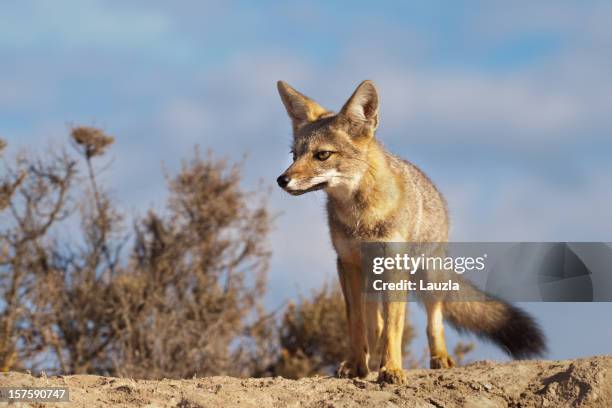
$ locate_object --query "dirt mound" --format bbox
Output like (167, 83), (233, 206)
(2, 356), (610, 407)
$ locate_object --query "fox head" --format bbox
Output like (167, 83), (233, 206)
(276, 80), (380, 196)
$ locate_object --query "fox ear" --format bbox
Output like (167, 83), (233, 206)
(277, 81), (328, 130)
(340, 80), (379, 130)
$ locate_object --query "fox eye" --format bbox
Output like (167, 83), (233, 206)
(315, 151), (333, 161)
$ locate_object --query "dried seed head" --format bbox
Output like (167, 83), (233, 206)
(71, 126), (114, 158)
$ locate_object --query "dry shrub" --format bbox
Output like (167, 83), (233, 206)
(0, 128), (270, 378)
(0, 147), (77, 372)
(273, 284), (348, 378)
(112, 150), (270, 378)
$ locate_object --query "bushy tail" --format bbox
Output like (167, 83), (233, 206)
(442, 285), (546, 358)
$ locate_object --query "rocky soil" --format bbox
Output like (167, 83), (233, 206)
(1, 355), (610, 407)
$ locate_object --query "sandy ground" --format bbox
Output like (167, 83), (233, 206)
(1, 356), (610, 407)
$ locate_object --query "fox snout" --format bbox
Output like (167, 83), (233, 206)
(276, 172), (303, 195)
(276, 170), (328, 196)
(276, 174), (290, 188)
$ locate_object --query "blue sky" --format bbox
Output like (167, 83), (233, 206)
(2, 1), (611, 362)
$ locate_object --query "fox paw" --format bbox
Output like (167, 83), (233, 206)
(377, 367), (406, 385)
(336, 360), (369, 378)
(430, 354), (456, 369)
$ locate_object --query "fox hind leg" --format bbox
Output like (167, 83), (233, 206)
(425, 300), (456, 369)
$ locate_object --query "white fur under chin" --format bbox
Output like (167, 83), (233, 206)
(325, 170), (364, 201)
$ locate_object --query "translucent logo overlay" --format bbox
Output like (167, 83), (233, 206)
(361, 242), (612, 302)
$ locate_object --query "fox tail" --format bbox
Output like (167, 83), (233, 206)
(441, 283), (546, 358)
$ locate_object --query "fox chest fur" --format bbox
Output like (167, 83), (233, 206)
(326, 148), (449, 268)
(325, 152), (414, 267)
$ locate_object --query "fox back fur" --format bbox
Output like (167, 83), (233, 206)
(276, 80), (545, 384)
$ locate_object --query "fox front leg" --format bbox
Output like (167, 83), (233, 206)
(335, 258), (369, 378)
(365, 298), (383, 371)
(377, 300), (407, 384)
